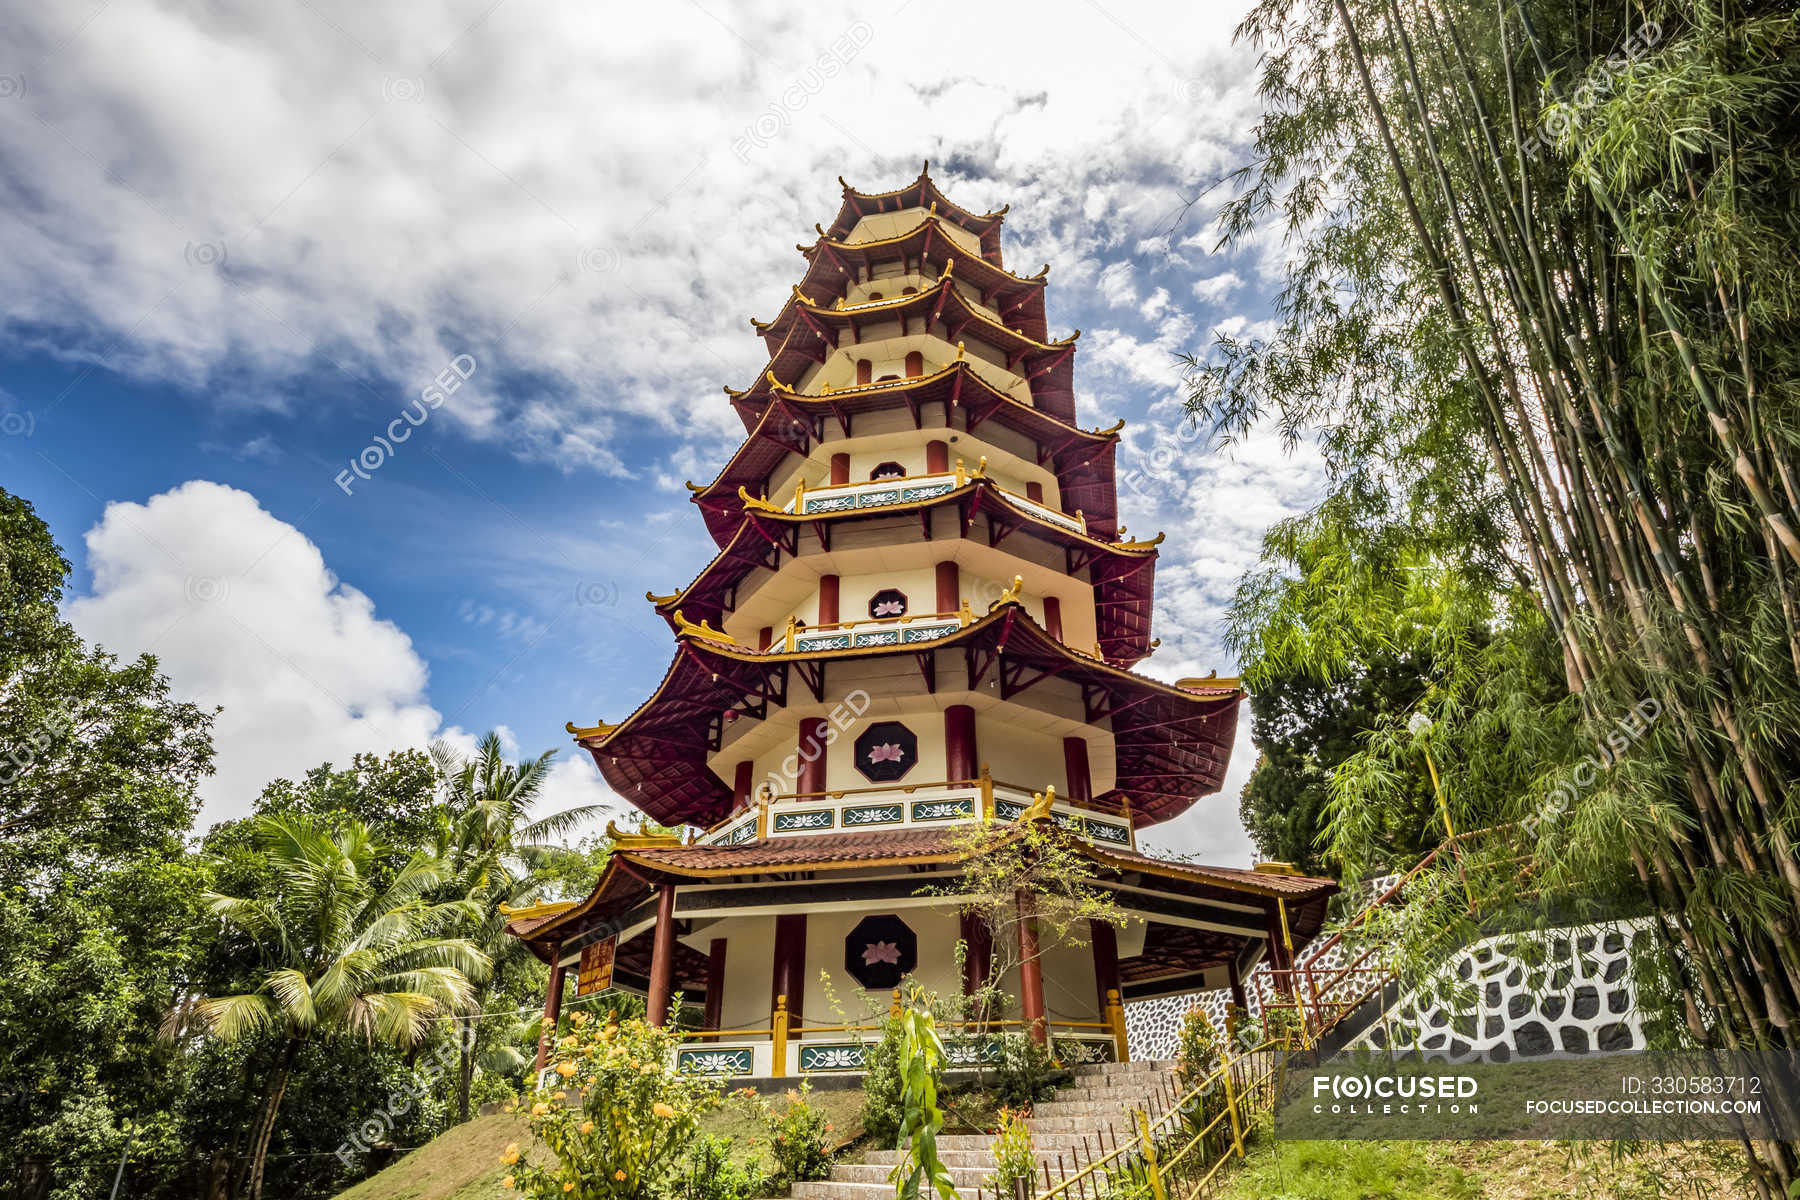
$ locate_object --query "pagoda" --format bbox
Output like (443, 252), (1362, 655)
(509, 166), (1337, 1078)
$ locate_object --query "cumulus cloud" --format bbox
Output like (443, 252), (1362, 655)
(1191, 270), (1244, 304)
(65, 480), (620, 830)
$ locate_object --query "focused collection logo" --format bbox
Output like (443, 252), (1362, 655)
(1311, 1072), (1480, 1114)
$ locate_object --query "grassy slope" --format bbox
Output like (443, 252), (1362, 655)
(1217, 1137), (1758, 1200)
(334, 1089), (867, 1200)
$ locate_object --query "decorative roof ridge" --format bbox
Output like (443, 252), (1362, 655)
(796, 213), (1049, 282)
(652, 478), (1159, 616)
(836, 161), (1008, 226)
(779, 275), (1076, 353)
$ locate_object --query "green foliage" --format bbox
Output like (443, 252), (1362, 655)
(1217, 1139), (1479, 1200)
(989, 1032), (1058, 1109)
(505, 1010), (721, 1200)
(1174, 1007), (1224, 1089)
(990, 1107), (1035, 1192)
(663, 1133), (766, 1200)
(857, 1012), (906, 1147)
(753, 1081), (834, 1186)
(888, 988), (959, 1200)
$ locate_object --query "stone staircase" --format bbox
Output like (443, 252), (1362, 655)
(792, 1059), (1180, 1199)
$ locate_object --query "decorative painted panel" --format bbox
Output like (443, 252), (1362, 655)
(842, 803), (904, 827)
(676, 1046), (754, 1076)
(852, 627), (902, 647)
(1084, 819), (1131, 845)
(1052, 1036), (1116, 1065)
(855, 487), (904, 508)
(995, 799), (1027, 821)
(798, 1043), (869, 1072)
(773, 808), (834, 833)
(901, 622), (957, 643)
(855, 721), (918, 783)
(911, 797), (975, 822)
(900, 481), (956, 503)
(793, 633), (852, 651)
(804, 494), (858, 514)
(942, 1037), (1003, 1066)
(723, 819), (756, 845)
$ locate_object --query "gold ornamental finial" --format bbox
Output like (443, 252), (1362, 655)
(1023, 785), (1056, 823)
(646, 590), (681, 606)
(566, 719), (619, 739)
(955, 341), (966, 361)
(685, 480), (706, 493)
(737, 485), (782, 514)
(939, 258), (954, 281)
(672, 609), (740, 646)
(992, 575), (1025, 609)
(838, 175), (852, 190)
(1117, 531), (1167, 550)
(1096, 417), (1126, 436)
(605, 818), (683, 850)
(1177, 671), (1243, 692)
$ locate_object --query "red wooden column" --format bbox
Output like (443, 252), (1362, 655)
(926, 439), (949, 475)
(703, 938), (728, 1032)
(817, 575), (840, 626)
(1089, 919), (1122, 1014)
(646, 885), (678, 1026)
(1042, 596), (1063, 641)
(830, 453), (850, 485)
(533, 941), (566, 1071)
(1017, 891), (1047, 1043)
(758, 626), (773, 651)
(945, 704), (977, 782)
(1063, 736), (1092, 805)
(1025, 481), (1044, 503)
(733, 761), (754, 814)
(772, 913), (808, 1028)
(936, 561), (960, 615)
(798, 716), (829, 798)
(960, 911), (992, 1008)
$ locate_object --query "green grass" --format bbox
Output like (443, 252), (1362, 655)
(332, 1087), (869, 1200)
(1215, 1136), (1758, 1200)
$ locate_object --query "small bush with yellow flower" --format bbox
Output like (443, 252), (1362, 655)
(499, 1011), (721, 1200)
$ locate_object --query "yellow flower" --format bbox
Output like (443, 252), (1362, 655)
(579, 1120), (595, 1134)
(530, 1102), (551, 1116)
(653, 1102), (677, 1119)
(563, 1185), (574, 1194)
(555, 1061), (577, 1078)
(499, 1142), (520, 1165)
(614, 1170), (627, 1181)
(501, 1176), (515, 1190)
(571, 1011), (591, 1026)
(553, 1091), (567, 1100)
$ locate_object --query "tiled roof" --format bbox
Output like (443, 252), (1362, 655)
(623, 826), (969, 874)
(1093, 845), (1338, 897)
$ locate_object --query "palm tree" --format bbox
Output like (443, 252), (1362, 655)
(168, 815), (489, 1200)
(430, 732), (607, 1120)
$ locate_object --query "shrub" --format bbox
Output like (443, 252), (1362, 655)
(858, 1014), (905, 1147)
(1175, 1007), (1223, 1088)
(662, 1134), (766, 1200)
(501, 1011), (720, 1200)
(991, 1107), (1035, 1193)
(757, 1081), (835, 1186)
(990, 1032), (1058, 1108)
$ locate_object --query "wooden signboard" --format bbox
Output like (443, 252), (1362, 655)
(577, 936), (616, 996)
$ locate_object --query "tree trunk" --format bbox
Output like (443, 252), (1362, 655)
(458, 1018), (476, 1124)
(243, 1038), (301, 1200)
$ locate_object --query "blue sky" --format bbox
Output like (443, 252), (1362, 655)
(0, 0), (1323, 861)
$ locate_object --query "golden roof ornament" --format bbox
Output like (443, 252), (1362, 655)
(1117, 531), (1166, 550)
(566, 719), (619, 739)
(605, 818), (683, 850)
(672, 609), (740, 645)
(737, 485), (782, 514)
(1177, 671), (1243, 691)
(645, 590), (681, 606)
(1023, 785), (1056, 822)
(992, 575), (1025, 609)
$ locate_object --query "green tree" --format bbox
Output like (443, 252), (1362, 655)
(1193, 0), (1800, 1188)
(0, 488), (216, 1196)
(430, 732), (607, 1121)
(169, 814), (488, 1200)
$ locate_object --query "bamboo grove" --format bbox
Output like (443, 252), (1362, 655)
(1189, 0), (1800, 1189)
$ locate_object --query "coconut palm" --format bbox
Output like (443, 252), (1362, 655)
(168, 814), (489, 1200)
(430, 732), (608, 1119)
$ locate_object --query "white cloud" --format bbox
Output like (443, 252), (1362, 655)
(63, 480), (620, 833)
(1191, 271), (1243, 304)
(1097, 261), (1139, 308)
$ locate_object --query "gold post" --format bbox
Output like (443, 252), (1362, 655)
(756, 786), (772, 839)
(1105, 988), (1129, 1063)
(1132, 1109), (1168, 1200)
(783, 615), (798, 653)
(1220, 1049), (1246, 1158)
(772, 995), (789, 1077)
(794, 477), (806, 513)
(890, 989), (903, 1020)
(979, 764), (994, 819)
(954, 458), (966, 488)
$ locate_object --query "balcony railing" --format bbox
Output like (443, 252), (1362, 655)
(776, 466), (1085, 534)
(778, 607), (969, 654)
(696, 769), (1135, 850)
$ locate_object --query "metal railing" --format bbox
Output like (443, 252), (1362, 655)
(972, 1041), (1288, 1200)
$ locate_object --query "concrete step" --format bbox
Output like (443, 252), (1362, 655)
(828, 1163), (997, 1187)
(792, 1183), (984, 1200)
(1072, 1060), (1175, 1078)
